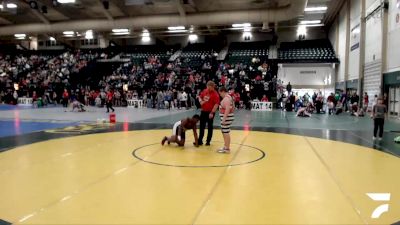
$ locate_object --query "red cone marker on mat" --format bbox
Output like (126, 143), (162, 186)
(109, 113), (116, 123)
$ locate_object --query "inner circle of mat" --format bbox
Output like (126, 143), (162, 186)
(132, 142), (266, 168)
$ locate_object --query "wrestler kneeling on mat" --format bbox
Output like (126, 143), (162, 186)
(161, 115), (200, 147)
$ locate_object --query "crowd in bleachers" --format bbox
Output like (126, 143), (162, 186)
(90, 41), (278, 111)
(1, 39), (342, 110)
(0, 49), (109, 106)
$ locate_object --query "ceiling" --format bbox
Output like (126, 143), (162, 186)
(0, 0), (344, 39)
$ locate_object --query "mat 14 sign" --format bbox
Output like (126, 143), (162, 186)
(17, 97), (33, 106)
(251, 102), (273, 111)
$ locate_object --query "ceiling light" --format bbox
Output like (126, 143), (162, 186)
(305, 6), (327, 12)
(168, 26), (185, 30)
(297, 25), (307, 36)
(303, 24), (325, 27)
(7, 3), (18, 8)
(0, 5), (3, 9)
(188, 34), (198, 41)
(57, 0), (75, 3)
(49, 36), (56, 41)
(300, 20), (321, 25)
(14, 34), (26, 38)
(142, 32), (150, 37)
(167, 30), (188, 33)
(85, 30), (93, 39)
(243, 31), (252, 37)
(63, 31), (74, 35)
(232, 23), (251, 28)
(243, 27), (252, 32)
(112, 29), (129, 33)
(64, 34), (74, 37)
(112, 32), (130, 35)
(142, 36), (150, 42)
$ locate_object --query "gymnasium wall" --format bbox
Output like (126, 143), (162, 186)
(364, 0), (384, 99)
(334, 3), (348, 83)
(328, 19), (338, 52)
(226, 33), (272, 44)
(277, 27), (327, 43)
(348, 0), (361, 81)
(278, 64), (335, 87)
(365, 7), (383, 64)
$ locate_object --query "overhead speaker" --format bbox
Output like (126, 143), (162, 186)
(29, 1), (38, 9)
(41, 5), (47, 14)
(102, 0), (109, 9)
(383, 0), (389, 10)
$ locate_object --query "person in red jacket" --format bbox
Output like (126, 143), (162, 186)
(62, 89), (69, 111)
(261, 95), (269, 102)
(197, 81), (220, 146)
(106, 90), (115, 113)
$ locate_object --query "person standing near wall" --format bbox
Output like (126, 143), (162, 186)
(62, 89), (69, 112)
(286, 82), (292, 95)
(372, 97), (387, 141)
(363, 92), (369, 112)
(106, 89), (115, 113)
(197, 81), (220, 146)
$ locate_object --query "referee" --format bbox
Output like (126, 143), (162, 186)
(197, 81), (220, 146)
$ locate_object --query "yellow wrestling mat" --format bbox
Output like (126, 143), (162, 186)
(0, 130), (399, 224)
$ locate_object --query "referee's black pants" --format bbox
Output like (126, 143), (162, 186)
(198, 111), (214, 144)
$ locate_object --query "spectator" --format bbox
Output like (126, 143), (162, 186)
(62, 89), (69, 111)
(181, 91), (188, 109)
(372, 97), (387, 141)
(106, 90), (115, 113)
(363, 92), (369, 111)
(286, 82), (292, 95)
(261, 95), (269, 102)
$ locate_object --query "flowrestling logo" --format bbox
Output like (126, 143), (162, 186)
(367, 193), (391, 219)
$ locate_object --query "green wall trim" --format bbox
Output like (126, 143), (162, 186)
(384, 71), (400, 86)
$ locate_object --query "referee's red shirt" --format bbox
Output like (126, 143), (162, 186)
(200, 89), (220, 112)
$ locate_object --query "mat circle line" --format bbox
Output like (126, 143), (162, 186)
(132, 142), (266, 168)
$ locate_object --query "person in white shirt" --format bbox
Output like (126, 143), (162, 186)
(181, 91), (188, 109)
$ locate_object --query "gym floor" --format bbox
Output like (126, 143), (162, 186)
(0, 105), (399, 224)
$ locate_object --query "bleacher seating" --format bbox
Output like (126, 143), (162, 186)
(179, 43), (220, 69)
(278, 39), (338, 63)
(227, 41), (270, 64)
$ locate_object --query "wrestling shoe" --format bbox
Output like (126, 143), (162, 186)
(217, 147), (230, 154)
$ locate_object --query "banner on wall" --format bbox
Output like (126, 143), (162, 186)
(350, 24), (360, 51)
(391, 0), (400, 30)
(397, 0), (400, 24)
